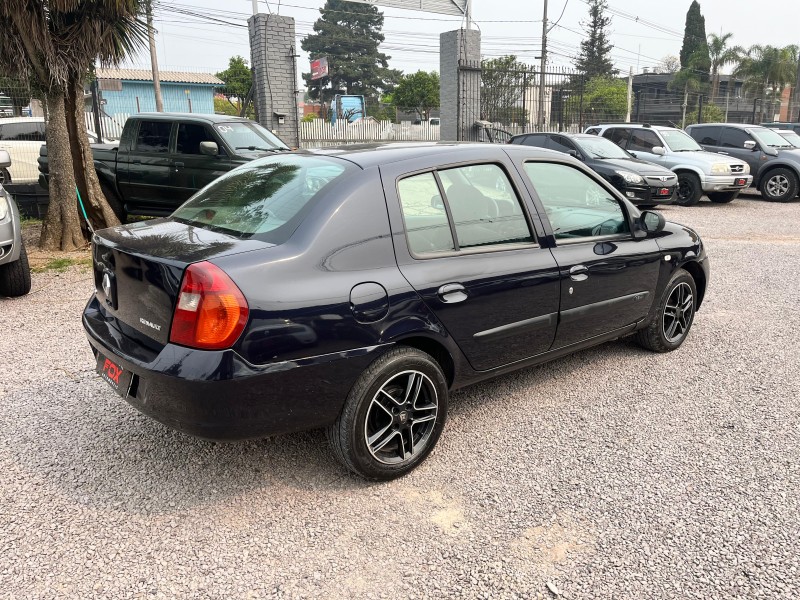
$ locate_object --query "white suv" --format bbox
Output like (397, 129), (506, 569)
(585, 124), (753, 205)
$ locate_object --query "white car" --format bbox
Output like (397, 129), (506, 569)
(0, 117), (101, 184)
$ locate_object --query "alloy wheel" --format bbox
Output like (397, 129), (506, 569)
(364, 370), (438, 465)
(662, 282), (694, 343)
(766, 174), (790, 198)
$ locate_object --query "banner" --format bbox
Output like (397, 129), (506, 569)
(311, 58), (329, 80)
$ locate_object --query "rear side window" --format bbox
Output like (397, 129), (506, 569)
(511, 135), (547, 147)
(397, 163), (534, 257)
(135, 120), (172, 153)
(172, 155), (349, 242)
(524, 162), (630, 241)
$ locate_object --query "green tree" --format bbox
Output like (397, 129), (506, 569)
(216, 56), (252, 114)
(707, 33), (742, 100)
(393, 71), (439, 120)
(301, 0), (401, 107)
(685, 102), (724, 126)
(481, 56), (530, 125)
(568, 76), (627, 123)
(671, 50), (709, 127)
(735, 45), (798, 123)
(679, 1), (710, 79)
(0, 0), (147, 250)
(574, 0), (616, 79)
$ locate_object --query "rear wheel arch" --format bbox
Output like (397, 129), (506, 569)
(680, 260), (707, 309)
(393, 336), (456, 388)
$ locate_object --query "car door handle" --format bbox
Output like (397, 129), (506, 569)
(437, 283), (468, 304)
(174, 161), (184, 171)
(570, 265), (589, 281)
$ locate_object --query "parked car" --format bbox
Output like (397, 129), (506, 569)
(761, 122), (800, 135)
(39, 113), (290, 220)
(0, 150), (32, 297)
(85, 143), (709, 480)
(0, 116), (101, 184)
(510, 132), (678, 207)
(686, 123), (800, 202)
(585, 123), (752, 205)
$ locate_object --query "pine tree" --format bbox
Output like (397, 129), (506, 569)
(679, 1), (710, 78)
(574, 0), (616, 79)
(301, 0), (400, 105)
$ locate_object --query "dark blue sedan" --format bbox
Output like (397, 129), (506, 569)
(85, 143), (709, 480)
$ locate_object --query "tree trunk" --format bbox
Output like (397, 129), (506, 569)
(711, 70), (720, 101)
(65, 78), (121, 228)
(40, 90), (85, 251)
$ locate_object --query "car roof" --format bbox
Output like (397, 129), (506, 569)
(687, 122), (765, 130)
(591, 123), (679, 131)
(304, 142), (565, 169)
(134, 112), (257, 124)
(511, 132), (603, 141)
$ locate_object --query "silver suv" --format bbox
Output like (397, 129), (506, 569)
(0, 150), (31, 297)
(585, 124), (753, 206)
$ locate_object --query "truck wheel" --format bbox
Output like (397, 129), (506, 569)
(708, 191), (739, 203)
(0, 242), (32, 297)
(0, 168), (10, 185)
(676, 173), (702, 206)
(100, 182), (127, 223)
(327, 347), (448, 480)
(759, 168), (799, 203)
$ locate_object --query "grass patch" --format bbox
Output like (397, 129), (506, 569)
(20, 216), (43, 228)
(32, 257), (93, 273)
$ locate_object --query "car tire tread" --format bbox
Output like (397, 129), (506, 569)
(759, 167), (799, 203)
(0, 241), (32, 297)
(676, 173), (703, 206)
(636, 268), (697, 353)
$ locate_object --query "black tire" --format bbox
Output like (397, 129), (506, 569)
(637, 204), (657, 210)
(708, 191), (739, 203)
(676, 172), (703, 206)
(759, 168), (799, 203)
(636, 268), (697, 353)
(327, 347), (448, 480)
(0, 242), (32, 297)
(100, 181), (127, 223)
(0, 168), (10, 185)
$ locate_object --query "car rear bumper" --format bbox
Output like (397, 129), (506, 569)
(701, 174), (753, 192)
(83, 296), (387, 441)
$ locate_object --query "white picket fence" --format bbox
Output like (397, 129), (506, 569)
(84, 112), (130, 141)
(300, 120), (440, 148)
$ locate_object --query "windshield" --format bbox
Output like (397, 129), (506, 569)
(172, 155), (348, 242)
(577, 136), (631, 159)
(750, 127), (794, 148)
(660, 129), (702, 152)
(777, 130), (800, 147)
(213, 121), (290, 153)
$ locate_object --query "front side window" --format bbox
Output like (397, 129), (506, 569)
(523, 162), (630, 241)
(172, 155), (349, 242)
(548, 136), (578, 154)
(628, 129), (661, 153)
(691, 126), (721, 146)
(513, 135), (547, 147)
(605, 128), (631, 148)
(719, 127), (754, 149)
(135, 121), (171, 153)
(176, 123), (216, 155)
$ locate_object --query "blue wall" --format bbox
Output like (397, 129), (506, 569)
(101, 82), (216, 116)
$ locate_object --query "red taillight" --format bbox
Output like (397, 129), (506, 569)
(169, 261), (249, 350)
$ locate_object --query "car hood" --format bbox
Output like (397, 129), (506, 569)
(669, 149), (748, 166)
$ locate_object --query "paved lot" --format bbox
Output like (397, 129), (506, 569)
(1, 195), (799, 599)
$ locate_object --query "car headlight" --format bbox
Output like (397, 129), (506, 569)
(711, 163), (731, 175)
(0, 194), (9, 222)
(740, 163), (750, 174)
(615, 170), (645, 185)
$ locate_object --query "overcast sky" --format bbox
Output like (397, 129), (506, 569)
(135, 0), (798, 80)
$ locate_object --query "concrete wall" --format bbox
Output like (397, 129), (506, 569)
(439, 28), (481, 142)
(248, 14), (300, 148)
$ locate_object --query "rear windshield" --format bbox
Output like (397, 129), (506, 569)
(172, 155), (349, 242)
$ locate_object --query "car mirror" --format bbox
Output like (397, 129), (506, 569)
(639, 210), (665, 235)
(431, 194), (444, 209)
(0, 150), (10, 169)
(568, 150), (580, 159)
(651, 146), (666, 156)
(743, 140), (757, 150)
(199, 141), (219, 156)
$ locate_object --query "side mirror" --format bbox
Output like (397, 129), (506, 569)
(743, 140), (757, 150)
(431, 194), (444, 209)
(651, 146), (666, 156)
(639, 210), (665, 236)
(199, 141), (219, 156)
(0, 150), (10, 169)
(568, 150), (580, 159)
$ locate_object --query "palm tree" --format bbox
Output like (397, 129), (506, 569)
(707, 33), (743, 100)
(0, 1), (147, 251)
(670, 50), (708, 128)
(735, 45), (799, 124)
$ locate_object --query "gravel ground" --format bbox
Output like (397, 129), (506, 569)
(1, 195), (799, 599)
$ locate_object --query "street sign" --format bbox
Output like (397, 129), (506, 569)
(311, 58), (329, 80)
(339, 0), (467, 17)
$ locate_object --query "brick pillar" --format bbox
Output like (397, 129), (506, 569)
(440, 29), (481, 142)
(248, 14), (300, 148)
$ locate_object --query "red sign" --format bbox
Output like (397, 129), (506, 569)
(311, 58), (329, 80)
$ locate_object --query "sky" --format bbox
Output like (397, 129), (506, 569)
(134, 0), (799, 81)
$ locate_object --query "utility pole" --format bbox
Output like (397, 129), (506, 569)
(146, 0), (164, 112)
(538, 0), (548, 130)
(794, 58), (800, 121)
(681, 85), (688, 129)
(625, 67), (633, 122)
(466, 0), (473, 29)
(252, 0), (258, 14)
